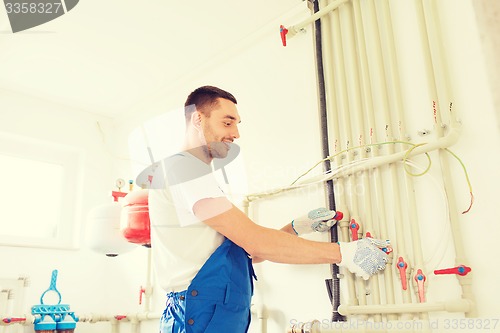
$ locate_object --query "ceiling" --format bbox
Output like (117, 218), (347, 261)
(0, 0), (305, 118)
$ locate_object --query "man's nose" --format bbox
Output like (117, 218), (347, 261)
(231, 126), (240, 140)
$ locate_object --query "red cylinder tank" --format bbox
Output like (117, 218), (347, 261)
(120, 189), (151, 246)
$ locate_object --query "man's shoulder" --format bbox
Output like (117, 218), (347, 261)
(163, 153), (212, 185)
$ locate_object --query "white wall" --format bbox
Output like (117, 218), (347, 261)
(0, 88), (151, 333)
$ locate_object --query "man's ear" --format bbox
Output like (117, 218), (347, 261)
(191, 110), (203, 131)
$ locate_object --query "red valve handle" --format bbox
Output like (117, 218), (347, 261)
(139, 286), (145, 305)
(334, 211), (343, 221)
(280, 25), (288, 46)
(434, 265), (471, 276)
(2, 317), (26, 324)
(382, 246), (393, 254)
(397, 257), (408, 290)
(364, 231), (392, 253)
(115, 315), (127, 321)
(414, 269), (426, 302)
(349, 219), (360, 241)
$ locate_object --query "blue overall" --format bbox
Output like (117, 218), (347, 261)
(160, 238), (257, 333)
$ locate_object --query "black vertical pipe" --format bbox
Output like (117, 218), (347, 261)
(309, 0), (346, 322)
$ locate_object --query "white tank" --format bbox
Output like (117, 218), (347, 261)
(86, 202), (137, 256)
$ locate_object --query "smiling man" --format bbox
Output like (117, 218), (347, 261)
(147, 86), (389, 333)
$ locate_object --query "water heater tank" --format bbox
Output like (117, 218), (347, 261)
(87, 202), (137, 257)
(120, 189), (151, 246)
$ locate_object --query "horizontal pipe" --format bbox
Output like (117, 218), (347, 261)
(329, 124), (460, 179)
(0, 312), (161, 326)
(285, 0), (349, 38)
(338, 299), (472, 316)
(245, 122), (460, 202)
(288, 319), (435, 333)
(78, 311), (162, 323)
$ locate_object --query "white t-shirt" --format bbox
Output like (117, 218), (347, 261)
(148, 152), (226, 292)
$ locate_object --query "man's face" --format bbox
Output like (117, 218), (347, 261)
(201, 98), (241, 159)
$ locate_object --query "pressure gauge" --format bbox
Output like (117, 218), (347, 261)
(115, 178), (126, 190)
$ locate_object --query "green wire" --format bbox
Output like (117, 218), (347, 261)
(289, 141), (474, 214)
(290, 140), (432, 185)
(402, 143), (432, 177)
(444, 148), (474, 213)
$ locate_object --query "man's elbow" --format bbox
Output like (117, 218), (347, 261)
(243, 241), (269, 261)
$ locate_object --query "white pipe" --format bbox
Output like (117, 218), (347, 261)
(418, 0), (476, 317)
(327, 123), (460, 180)
(77, 312), (162, 323)
(251, 303), (268, 333)
(242, 198), (249, 216)
(338, 298), (472, 316)
(111, 319), (120, 333)
(372, 0), (415, 318)
(329, 2), (369, 315)
(382, 0), (430, 321)
(143, 247), (153, 312)
(0, 291), (8, 319)
(346, 0), (384, 322)
(244, 123), (460, 203)
(286, 0), (349, 39)
(13, 278), (28, 323)
(0, 276), (29, 333)
(129, 316), (140, 333)
(353, 0), (398, 319)
(360, 0), (402, 319)
(243, 198), (268, 333)
(288, 319), (435, 333)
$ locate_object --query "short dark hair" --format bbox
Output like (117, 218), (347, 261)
(184, 86), (237, 122)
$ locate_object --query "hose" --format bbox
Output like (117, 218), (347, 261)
(309, 0), (345, 322)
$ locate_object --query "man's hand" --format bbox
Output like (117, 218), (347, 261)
(291, 207), (343, 236)
(337, 238), (390, 280)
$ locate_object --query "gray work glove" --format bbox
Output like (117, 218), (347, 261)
(291, 207), (343, 235)
(337, 238), (390, 280)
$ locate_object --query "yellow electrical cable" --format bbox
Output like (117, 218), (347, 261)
(402, 143), (432, 177)
(290, 140), (432, 185)
(444, 148), (474, 214)
(289, 140), (474, 214)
